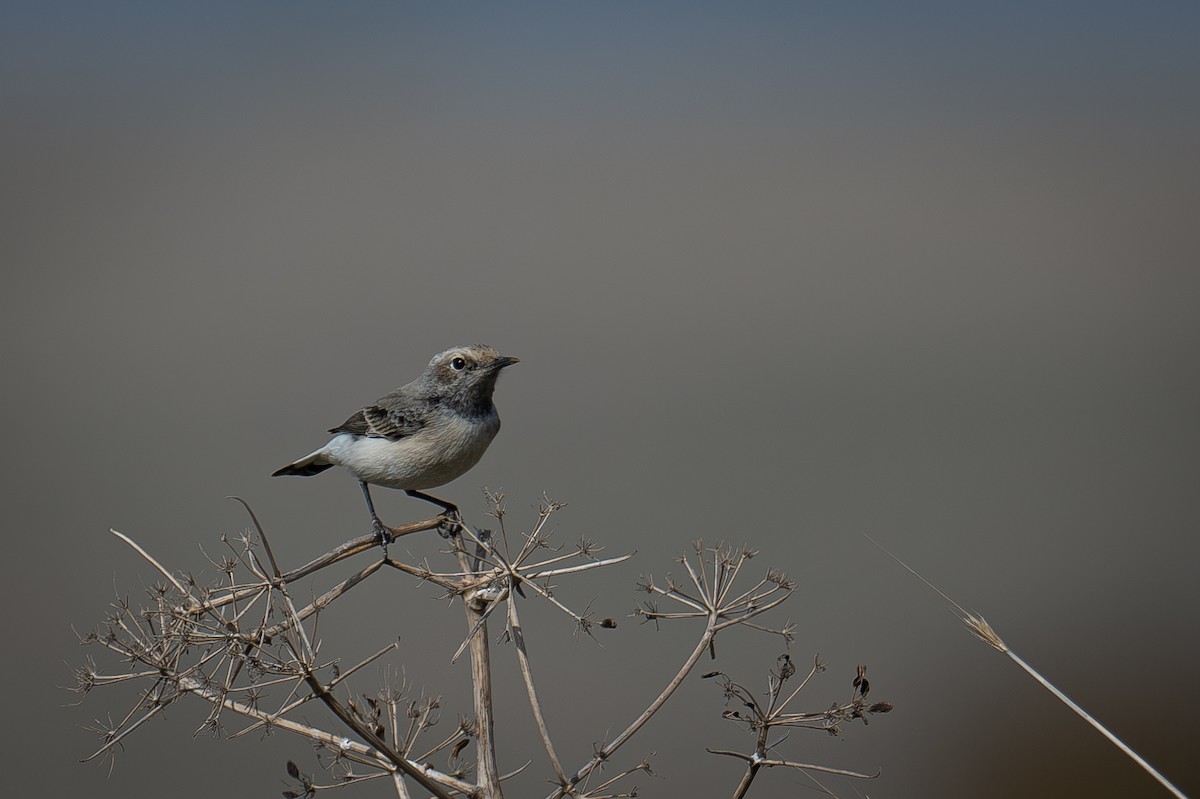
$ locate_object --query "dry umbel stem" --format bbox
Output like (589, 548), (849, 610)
(75, 496), (884, 799)
(76, 494), (633, 799)
(548, 542), (803, 799)
(704, 657), (891, 798)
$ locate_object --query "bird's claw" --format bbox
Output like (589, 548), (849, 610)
(436, 511), (463, 539)
(372, 519), (394, 556)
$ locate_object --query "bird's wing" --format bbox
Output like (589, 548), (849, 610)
(328, 399), (427, 440)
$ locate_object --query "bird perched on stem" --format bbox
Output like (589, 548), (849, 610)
(273, 344), (518, 547)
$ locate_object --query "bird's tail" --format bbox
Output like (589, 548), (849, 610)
(272, 448), (334, 477)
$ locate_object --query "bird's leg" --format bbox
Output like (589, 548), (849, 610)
(404, 488), (458, 515)
(405, 489), (462, 537)
(359, 482), (393, 554)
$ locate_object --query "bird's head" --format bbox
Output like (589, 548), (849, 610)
(422, 344), (519, 414)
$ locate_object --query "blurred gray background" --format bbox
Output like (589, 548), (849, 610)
(4, 2), (1198, 797)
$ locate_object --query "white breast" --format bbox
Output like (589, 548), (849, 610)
(324, 413), (500, 490)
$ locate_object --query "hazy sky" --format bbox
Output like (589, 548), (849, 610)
(4, 3), (1199, 798)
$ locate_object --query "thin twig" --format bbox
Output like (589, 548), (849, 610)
(553, 620), (718, 798)
(109, 529), (195, 606)
(707, 749), (878, 779)
(227, 496), (282, 580)
(507, 594), (569, 788)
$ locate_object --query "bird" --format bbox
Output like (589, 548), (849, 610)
(272, 344), (518, 545)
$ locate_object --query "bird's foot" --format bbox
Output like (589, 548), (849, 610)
(436, 509), (463, 539)
(373, 518), (395, 557)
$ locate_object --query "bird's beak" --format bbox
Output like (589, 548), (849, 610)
(488, 355), (520, 370)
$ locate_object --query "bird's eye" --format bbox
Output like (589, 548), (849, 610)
(450, 357), (467, 371)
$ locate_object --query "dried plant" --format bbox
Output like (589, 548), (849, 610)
(704, 658), (892, 798)
(74, 494), (887, 798)
(866, 534), (1186, 799)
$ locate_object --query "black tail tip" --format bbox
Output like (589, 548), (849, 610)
(272, 463), (333, 478)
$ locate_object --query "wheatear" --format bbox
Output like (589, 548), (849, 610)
(273, 344), (518, 544)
